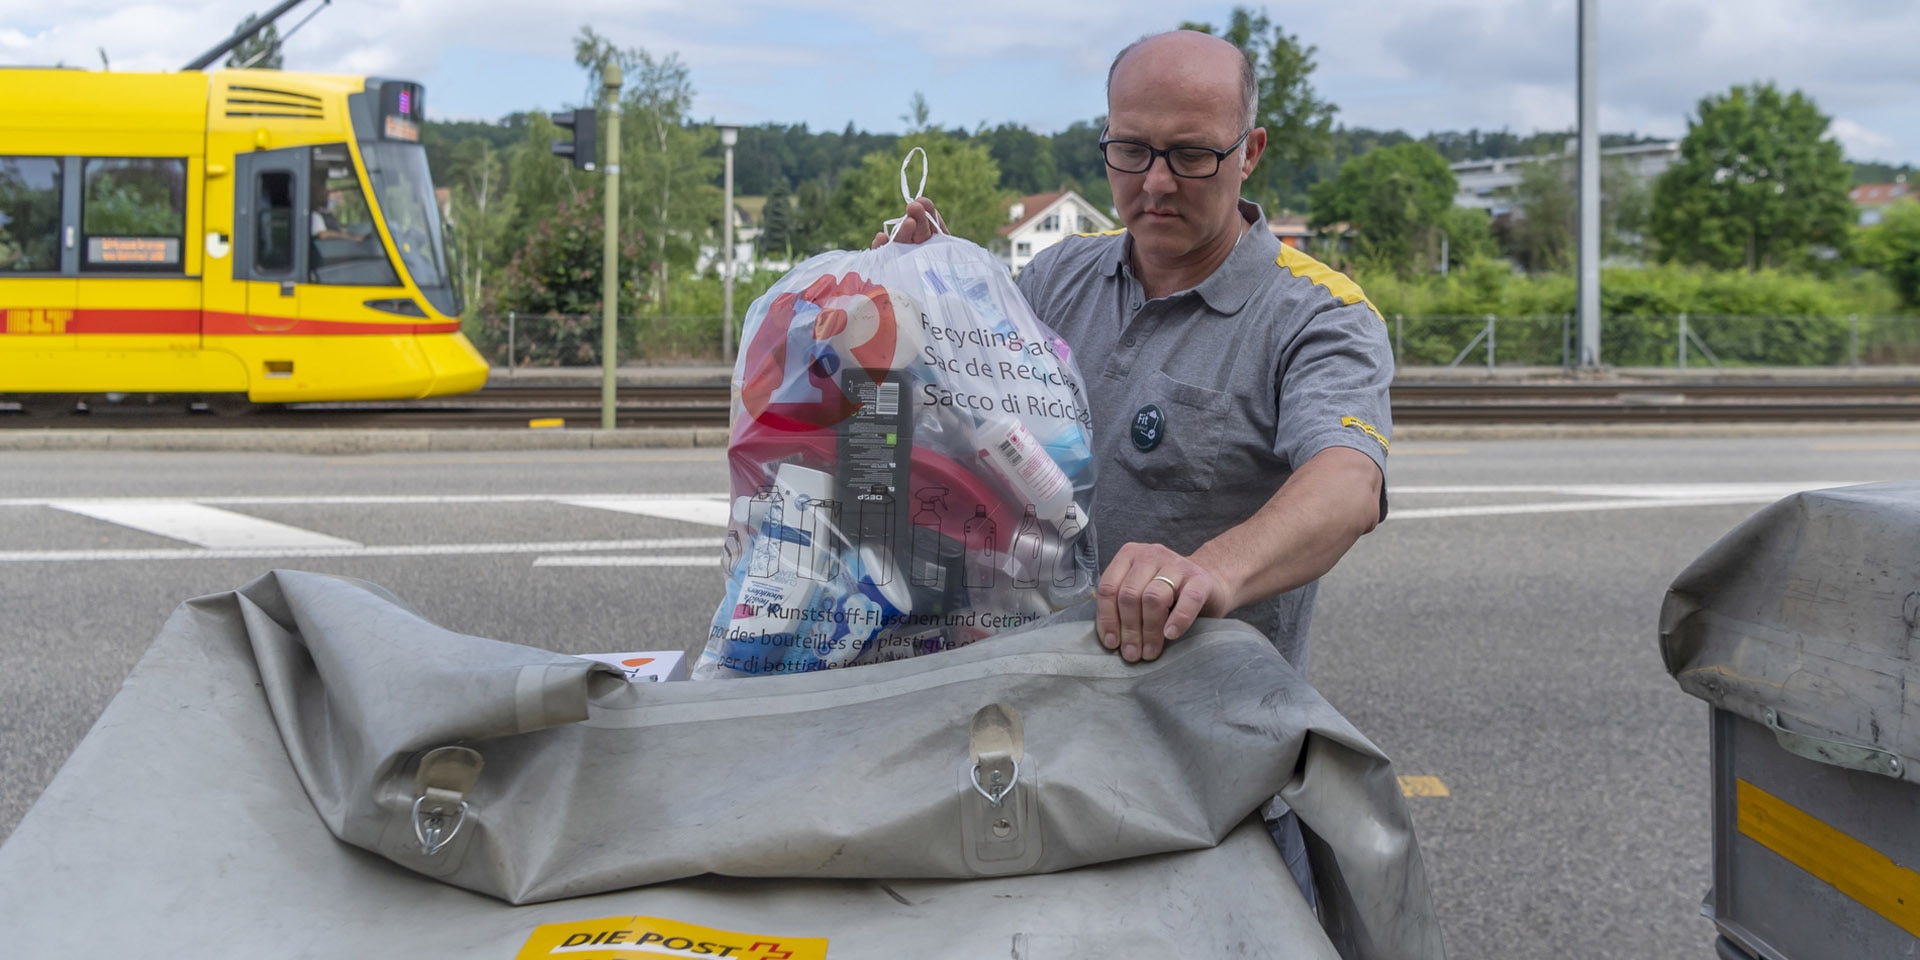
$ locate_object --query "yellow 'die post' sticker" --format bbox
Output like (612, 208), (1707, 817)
(516, 915), (828, 960)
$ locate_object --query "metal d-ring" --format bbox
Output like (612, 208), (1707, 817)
(412, 795), (471, 856)
(970, 758), (1021, 808)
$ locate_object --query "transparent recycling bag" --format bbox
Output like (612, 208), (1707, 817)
(697, 208), (1097, 679)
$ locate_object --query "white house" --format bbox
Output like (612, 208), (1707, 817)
(997, 190), (1117, 274)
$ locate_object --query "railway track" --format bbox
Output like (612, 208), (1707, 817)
(5, 378), (1920, 429)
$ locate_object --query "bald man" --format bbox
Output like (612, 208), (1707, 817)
(889, 30), (1393, 676)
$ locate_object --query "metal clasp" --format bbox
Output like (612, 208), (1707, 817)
(412, 794), (469, 856)
(410, 745), (484, 856)
(1764, 708), (1904, 779)
(971, 757), (1021, 808)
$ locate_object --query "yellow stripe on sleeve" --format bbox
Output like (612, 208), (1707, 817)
(1276, 245), (1384, 323)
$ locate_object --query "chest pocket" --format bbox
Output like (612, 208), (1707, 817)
(1117, 369), (1232, 492)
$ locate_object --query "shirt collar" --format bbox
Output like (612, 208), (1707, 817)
(1106, 200), (1279, 315)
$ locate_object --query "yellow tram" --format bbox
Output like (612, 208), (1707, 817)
(0, 68), (488, 403)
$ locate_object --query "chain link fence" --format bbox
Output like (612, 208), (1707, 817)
(463, 311), (1920, 370)
(1386, 313), (1920, 369)
(463, 312), (739, 367)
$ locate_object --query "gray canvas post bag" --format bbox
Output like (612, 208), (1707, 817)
(137, 569), (1440, 958)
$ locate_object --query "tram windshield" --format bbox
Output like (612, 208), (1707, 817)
(360, 141), (458, 316)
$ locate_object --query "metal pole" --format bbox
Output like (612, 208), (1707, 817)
(181, 0), (308, 70)
(1395, 313), (1403, 362)
(600, 63), (623, 431)
(1677, 313), (1688, 369)
(1576, 0), (1602, 368)
(1485, 314), (1496, 372)
(507, 311), (516, 376)
(720, 126), (739, 362)
(1849, 314), (1860, 367)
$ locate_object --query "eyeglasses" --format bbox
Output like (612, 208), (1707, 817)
(1098, 128), (1252, 179)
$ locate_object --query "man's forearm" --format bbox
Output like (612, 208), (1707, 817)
(1189, 445), (1383, 614)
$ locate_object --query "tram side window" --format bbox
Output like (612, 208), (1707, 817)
(256, 171), (295, 274)
(309, 144), (399, 286)
(82, 158), (186, 272)
(0, 157), (62, 273)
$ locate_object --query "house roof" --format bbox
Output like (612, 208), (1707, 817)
(1851, 182), (1913, 206)
(999, 191), (1068, 236)
(1268, 213), (1312, 238)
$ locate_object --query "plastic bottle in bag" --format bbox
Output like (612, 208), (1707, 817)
(975, 415), (1074, 527)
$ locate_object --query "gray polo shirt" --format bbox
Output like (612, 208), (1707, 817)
(1015, 200), (1393, 672)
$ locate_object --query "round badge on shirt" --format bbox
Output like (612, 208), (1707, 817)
(1131, 403), (1165, 452)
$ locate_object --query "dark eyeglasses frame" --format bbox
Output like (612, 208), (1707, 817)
(1097, 127), (1253, 179)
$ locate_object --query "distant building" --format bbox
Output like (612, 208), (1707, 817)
(1268, 213), (1314, 249)
(1852, 177), (1913, 225)
(1451, 141), (1680, 217)
(997, 190), (1116, 274)
(695, 198), (762, 276)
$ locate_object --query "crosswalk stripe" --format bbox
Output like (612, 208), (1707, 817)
(0, 537), (721, 564)
(533, 555), (717, 568)
(559, 497), (732, 529)
(48, 501), (361, 549)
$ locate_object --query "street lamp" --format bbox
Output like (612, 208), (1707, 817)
(719, 124), (739, 363)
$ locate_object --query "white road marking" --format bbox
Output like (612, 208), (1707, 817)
(1386, 481), (1866, 521)
(1391, 495), (1799, 521)
(0, 483), (1880, 562)
(0, 493), (729, 508)
(0, 537), (719, 564)
(532, 555), (717, 568)
(560, 497), (732, 528)
(47, 500), (360, 549)
(1393, 482), (1859, 498)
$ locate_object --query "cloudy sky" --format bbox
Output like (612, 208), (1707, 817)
(5, 0), (1917, 165)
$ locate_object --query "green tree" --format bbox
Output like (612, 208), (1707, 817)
(486, 182), (644, 364)
(828, 135), (1006, 249)
(1504, 153), (1575, 273)
(1439, 206), (1496, 272)
(572, 28), (723, 319)
(758, 178), (794, 259)
(1854, 201), (1920, 308)
(1181, 8), (1338, 210)
(225, 14), (282, 69)
(503, 112), (591, 256)
(1650, 83), (1854, 271)
(446, 142), (518, 316)
(982, 123), (1060, 196)
(787, 175), (835, 257)
(1308, 142), (1456, 274)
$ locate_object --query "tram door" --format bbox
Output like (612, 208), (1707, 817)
(232, 148), (308, 338)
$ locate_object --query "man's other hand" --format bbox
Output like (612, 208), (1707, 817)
(1095, 543), (1231, 663)
(871, 197), (944, 248)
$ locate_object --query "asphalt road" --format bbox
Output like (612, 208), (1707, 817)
(2, 433), (1916, 958)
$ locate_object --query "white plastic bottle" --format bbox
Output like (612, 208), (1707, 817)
(974, 414), (1074, 527)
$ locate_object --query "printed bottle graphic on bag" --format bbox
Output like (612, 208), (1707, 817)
(855, 483), (895, 586)
(911, 486), (949, 589)
(748, 485), (780, 577)
(799, 497), (839, 581)
(964, 505), (997, 589)
(1013, 506), (1042, 588)
(1054, 503), (1084, 588)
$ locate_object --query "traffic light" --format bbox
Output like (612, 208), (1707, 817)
(550, 108), (597, 172)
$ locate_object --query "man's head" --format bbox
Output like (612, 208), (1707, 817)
(1103, 31), (1266, 271)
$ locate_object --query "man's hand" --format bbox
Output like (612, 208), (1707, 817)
(1095, 542), (1233, 663)
(871, 197), (944, 248)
